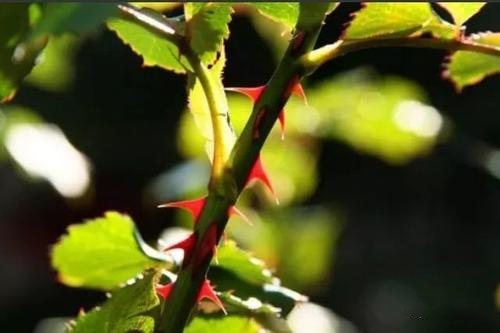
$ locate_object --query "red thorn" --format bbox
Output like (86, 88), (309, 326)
(291, 81), (307, 105)
(163, 233), (197, 264)
(226, 86), (265, 103)
(228, 206), (253, 226)
(246, 155), (279, 204)
(156, 282), (174, 299)
(198, 279), (227, 314)
(278, 110), (285, 140)
(158, 197), (206, 223)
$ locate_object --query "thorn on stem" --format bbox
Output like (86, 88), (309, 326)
(225, 86), (265, 103)
(228, 206), (253, 226)
(156, 283), (174, 299)
(158, 197), (207, 224)
(162, 232), (197, 264)
(198, 279), (227, 314)
(246, 156), (279, 204)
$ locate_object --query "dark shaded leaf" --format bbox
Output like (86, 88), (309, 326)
(71, 271), (161, 333)
(32, 3), (117, 36)
(0, 4), (46, 102)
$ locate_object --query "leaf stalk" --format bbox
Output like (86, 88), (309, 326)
(301, 37), (500, 73)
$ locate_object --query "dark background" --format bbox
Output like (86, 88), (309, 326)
(1, 3), (499, 333)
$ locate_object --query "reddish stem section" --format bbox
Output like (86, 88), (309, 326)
(227, 81), (307, 139)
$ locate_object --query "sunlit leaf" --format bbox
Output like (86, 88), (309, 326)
(107, 15), (191, 74)
(249, 3), (300, 31)
(0, 4), (46, 102)
(133, 2), (180, 12)
(32, 3), (117, 36)
(185, 315), (261, 333)
(437, 2), (486, 26)
(71, 271), (161, 333)
(185, 3), (232, 64)
(52, 211), (163, 290)
(185, 3), (206, 17)
(344, 3), (456, 40)
(445, 32), (500, 90)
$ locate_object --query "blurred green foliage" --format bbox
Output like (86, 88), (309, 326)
(25, 34), (81, 92)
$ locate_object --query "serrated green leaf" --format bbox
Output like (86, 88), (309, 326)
(0, 4), (46, 102)
(107, 16), (191, 74)
(219, 292), (281, 316)
(216, 240), (273, 286)
(71, 271), (161, 333)
(446, 32), (500, 90)
(186, 3), (232, 64)
(437, 2), (486, 26)
(344, 3), (456, 40)
(250, 3), (300, 31)
(219, 293), (292, 333)
(185, 315), (261, 333)
(32, 3), (117, 36)
(52, 211), (162, 290)
(185, 3), (206, 19)
(209, 267), (306, 316)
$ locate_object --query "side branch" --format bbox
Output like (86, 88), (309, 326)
(301, 37), (500, 73)
(189, 58), (235, 184)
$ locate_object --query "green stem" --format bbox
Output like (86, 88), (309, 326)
(118, 4), (330, 333)
(118, 3), (235, 188)
(159, 194), (232, 333)
(188, 57), (235, 187)
(301, 37), (500, 73)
